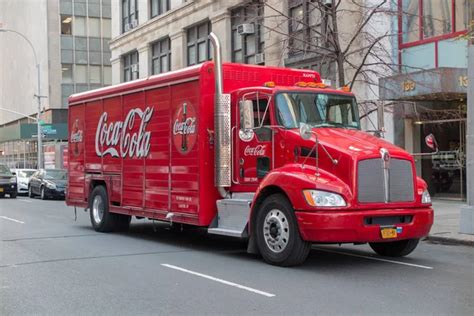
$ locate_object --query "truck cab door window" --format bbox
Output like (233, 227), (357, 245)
(236, 95), (273, 184)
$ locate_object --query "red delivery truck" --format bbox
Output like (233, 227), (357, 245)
(66, 33), (433, 266)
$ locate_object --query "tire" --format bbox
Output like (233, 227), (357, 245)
(0, 194), (4, 198)
(369, 238), (420, 257)
(40, 187), (47, 200)
(10, 192), (17, 199)
(89, 185), (121, 232)
(28, 186), (35, 198)
(255, 194), (311, 267)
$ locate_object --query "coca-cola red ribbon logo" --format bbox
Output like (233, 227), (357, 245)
(172, 101), (197, 155)
(95, 107), (154, 158)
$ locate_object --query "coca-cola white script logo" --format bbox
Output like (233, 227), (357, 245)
(244, 145), (266, 156)
(173, 117), (196, 135)
(95, 107), (154, 158)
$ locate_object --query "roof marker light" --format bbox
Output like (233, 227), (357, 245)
(264, 81), (275, 88)
(340, 86), (351, 92)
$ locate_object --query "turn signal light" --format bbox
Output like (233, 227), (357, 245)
(264, 81), (275, 88)
(295, 81), (308, 87)
(340, 85), (351, 92)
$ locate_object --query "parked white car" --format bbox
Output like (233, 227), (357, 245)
(11, 169), (37, 195)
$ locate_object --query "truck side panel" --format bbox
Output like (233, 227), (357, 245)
(122, 91), (146, 208)
(144, 86), (171, 212)
(170, 80), (200, 216)
(84, 100), (103, 172)
(68, 104), (86, 203)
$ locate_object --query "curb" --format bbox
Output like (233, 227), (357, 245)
(425, 235), (474, 247)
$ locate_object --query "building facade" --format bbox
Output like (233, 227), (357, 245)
(110, 0), (394, 140)
(0, 0), (112, 169)
(380, 0), (470, 200)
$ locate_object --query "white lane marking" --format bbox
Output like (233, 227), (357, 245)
(314, 247), (433, 270)
(161, 263), (275, 297)
(0, 216), (25, 224)
(17, 199), (32, 203)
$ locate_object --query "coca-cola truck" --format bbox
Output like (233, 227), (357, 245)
(66, 33), (433, 266)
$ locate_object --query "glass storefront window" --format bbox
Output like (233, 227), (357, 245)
(423, 0), (452, 38)
(402, 0), (420, 43)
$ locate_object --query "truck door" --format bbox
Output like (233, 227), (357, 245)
(234, 95), (273, 186)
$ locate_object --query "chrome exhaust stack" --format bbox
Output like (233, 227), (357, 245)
(209, 32), (231, 198)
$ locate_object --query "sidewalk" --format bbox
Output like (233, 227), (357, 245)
(426, 199), (474, 246)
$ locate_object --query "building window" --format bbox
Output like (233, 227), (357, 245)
(151, 37), (171, 74)
(103, 66), (112, 85)
(90, 66), (102, 84)
(74, 16), (86, 36)
(400, 0), (468, 44)
(89, 17), (101, 37)
(122, 0), (138, 33)
(75, 65), (87, 84)
(187, 21), (211, 66)
(102, 19), (111, 38)
(61, 15), (72, 35)
(231, 3), (265, 64)
(123, 51), (139, 82)
(151, 0), (170, 18)
(287, 0), (323, 56)
(61, 64), (73, 83)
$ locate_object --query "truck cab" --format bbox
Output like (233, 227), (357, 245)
(211, 77), (433, 266)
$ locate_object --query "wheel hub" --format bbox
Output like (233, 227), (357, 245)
(92, 195), (104, 224)
(263, 209), (290, 253)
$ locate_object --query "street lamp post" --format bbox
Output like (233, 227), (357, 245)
(0, 28), (44, 169)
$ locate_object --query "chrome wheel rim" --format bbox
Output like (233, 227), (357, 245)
(263, 209), (290, 253)
(92, 195), (104, 224)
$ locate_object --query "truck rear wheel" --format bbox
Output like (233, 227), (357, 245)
(89, 185), (125, 232)
(369, 238), (420, 257)
(255, 194), (311, 267)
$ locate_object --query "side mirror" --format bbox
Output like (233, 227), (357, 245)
(240, 100), (254, 130)
(299, 123), (312, 140)
(425, 134), (438, 152)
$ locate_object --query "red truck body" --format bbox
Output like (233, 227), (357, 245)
(67, 56), (433, 266)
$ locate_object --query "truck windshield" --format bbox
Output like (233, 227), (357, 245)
(275, 92), (360, 129)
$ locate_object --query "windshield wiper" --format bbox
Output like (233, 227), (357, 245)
(313, 122), (358, 129)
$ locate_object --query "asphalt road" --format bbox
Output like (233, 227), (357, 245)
(1, 196), (473, 315)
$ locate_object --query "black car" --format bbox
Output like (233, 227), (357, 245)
(0, 164), (17, 198)
(29, 169), (67, 200)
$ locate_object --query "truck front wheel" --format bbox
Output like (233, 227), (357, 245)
(369, 238), (420, 257)
(89, 185), (123, 232)
(255, 194), (311, 267)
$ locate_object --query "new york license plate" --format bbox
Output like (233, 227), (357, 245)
(381, 227), (397, 239)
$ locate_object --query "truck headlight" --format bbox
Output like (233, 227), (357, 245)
(9, 177), (16, 183)
(421, 190), (431, 204)
(303, 190), (346, 207)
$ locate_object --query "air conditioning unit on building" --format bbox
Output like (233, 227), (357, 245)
(255, 53), (265, 64)
(131, 19), (138, 28)
(124, 23), (130, 32)
(237, 23), (255, 35)
(131, 64), (138, 73)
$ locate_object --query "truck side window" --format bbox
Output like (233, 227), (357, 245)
(253, 98), (270, 127)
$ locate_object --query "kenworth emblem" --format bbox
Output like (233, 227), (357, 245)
(95, 107), (154, 158)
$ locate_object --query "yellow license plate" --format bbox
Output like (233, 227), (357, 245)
(381, 227), (397, 239)
(0, 188), (3, 192)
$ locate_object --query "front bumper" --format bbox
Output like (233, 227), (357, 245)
(0, 183), (17, 195)
(296, 207), (433, 243)
(44, 187), (66, 199)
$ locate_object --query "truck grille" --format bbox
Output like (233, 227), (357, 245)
(357, 158), (414, 203)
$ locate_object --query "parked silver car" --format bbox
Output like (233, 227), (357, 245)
(11, 169), (37, 195)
